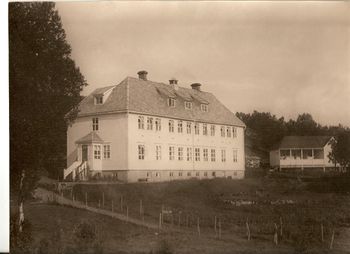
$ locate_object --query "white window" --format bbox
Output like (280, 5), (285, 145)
(226, 127), (231, 138)
(186, 122), (192, 134)
(179, 172), (183, 177)
(194, 123), (200, 135)
(233, 127), (237, 138)
(138, 116), (144, 129)
(211, 149), (216, 162)
(233, 149), (238, 162)
(147, 172), (152, 178)
(203, 148), (208, 162)
(155, 172), (161, 177)
(147, 117), (153, 130)
(92, 118), (99, 131)
(195, 148), (200, 161)
(185, 101), (192, 110)
(220, 126), (225, 137)
(201, 104), (208, 112)
(196, 172), (200, 177)
(169, 146), (175, 160)
(95, 96), (103, 105)
(187, 172), (191, 177)
(221, 149), (226, 162)
(204, 172), (208, 177)
(138, 145), (145, 160)
(103, 145), (110, 159)
(155, 118), (161, 131)
(94, 145), (101, 159)
(156, 145), (162, 160)
(203, 124), (208, 136)
(178, 121), (183, 133)
(170, 172), (174, 177)
(210, 125), (215, 136)
(168, 98), (176, 107)
(187, 147), (192, 161)
(169, 120), (174, 133)
(178, 147), (183, 161)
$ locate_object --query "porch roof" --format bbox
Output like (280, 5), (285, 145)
(76, 132), (104, 144)
(274, 136), (332, 150)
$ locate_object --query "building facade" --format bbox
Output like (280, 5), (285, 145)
(64, 71), (246, 182)
(269, 136), (335, 171)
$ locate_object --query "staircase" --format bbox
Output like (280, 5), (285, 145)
(64, 161), (88, 181)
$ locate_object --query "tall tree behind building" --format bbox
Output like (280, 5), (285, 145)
(9, 1), (87, 231)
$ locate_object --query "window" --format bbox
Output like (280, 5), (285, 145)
(179, 172), (183, 177)
(195, 148), (200, 161)
(221, 149), (226, 162)
(196, 172), (200, 177)
(210, 125), (215, 136)
(203, 124), (208, 136)
(138, 145), (145, 160)
(95, 96), (103, 105)
(155, 118), (161, 131)
(178, 121), (183, 133)
(147, 172), (151, 178)
(187, 172), (191, 177)
(185, 101), (192, 110)
(302, 149), (313, 159)
(156, 145), (162, 160)
(226, 127), (231, 137)
(155, 172), (161, 177)
(147, 117), (153, 130)
(201, 104), (208, 112)
(203, 148), (208, 162)
(211, 149), (216, 162)
(233, 149), (238, 162)
(170, 172), (174, 177)
(138, 116), (144, 129)
(94, 145), (101, 159)
(291, 149), (301, 159)
(233, 127), (237, 138)
(169, 146), (175, 160)
(178, 147), (183, 161)
(220, 126), (225, 137)
(280, 149), (290, 159)
(168, 98), (176, 107)
(204, 172), (208, 177)
(314, 149), (324, 159)
(186, 122), (192, 134)
(187, 147), (192, 161)
(195, 123), (200, 135)
(103, 145), (110, 159)
(92, 118), (99, 131)
(212, 172), (216, 177)
(169, 120), (174, 133)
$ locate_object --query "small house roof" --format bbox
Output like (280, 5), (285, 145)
(75, 132), (104, 144)
(274, 136), (332, 149)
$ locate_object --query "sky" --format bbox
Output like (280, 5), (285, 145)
(56, 1), (350, 127)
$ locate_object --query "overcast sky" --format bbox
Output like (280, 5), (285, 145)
(56, 1), (350, 127)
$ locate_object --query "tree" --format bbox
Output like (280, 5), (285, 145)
(9, 2), (87, 237)
(286, 113), (321, 136)
(328, 131), (350, 172)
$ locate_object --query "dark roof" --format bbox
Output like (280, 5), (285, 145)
(76, 76), (245, 127)
(274, 136), (332, 149)
(76, 132), (104, 144)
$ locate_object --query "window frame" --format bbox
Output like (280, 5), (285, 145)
(200, 104), (208, 112)
(168, 98), (176, 107)
(185, 101), (193, 110)
(103, 144), (111, 159)
(233, 149), (238, 162)
(147, 117), (153, 130)
(178, 120), (183, 133)
(221, 149), (226, 162)
(138, 116), (144, 130)
(210, 125), (215, 136)
(203, 148), (209, 162)
(92, 117), (99, 131)
(168, 120), (174, 133)
(186, 122), (192, 134)
(138, 145), (145, 160)
(169, 146), (175, 160)
(156, 145), (162, 160)
(211, 149), (216, 162)
(155, 118), (161, 131)
(203, 123), (208, 136)
(195, 148), (200, 161)
(94, 145), (101, 159)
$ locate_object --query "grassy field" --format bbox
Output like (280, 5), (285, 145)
(12, 177), (350, 253)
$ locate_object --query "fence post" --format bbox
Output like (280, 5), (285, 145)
(112, 200), (114, 212)
(159, 213), (162, 230)
(98, 199), (101, 208)
(329, 229), (335, 250)
(102, 192), (105, 208)
(215, 216), (217, 237)
(321, 224), (324, 243)
(274, 223), (278, 245)
(219, 218), (222, 239)
(280, 217), (283, 237)
(246, 219), (251, 241)
(126, 206), (129, 223)
(85, 192), (87, 207)
(140, 200), (143, 217)
(197, 217), (200, 236)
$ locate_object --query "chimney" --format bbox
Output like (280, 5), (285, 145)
(137, 70), (148, 81)
(169, 78), (179, 90)
(191, 83), (201, 91)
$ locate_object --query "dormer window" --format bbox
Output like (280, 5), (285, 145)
(95, 95), (103, 105)
(185, 101), (192, 110)
(201, 104), (208, 112)
(168, 98), (176, 107)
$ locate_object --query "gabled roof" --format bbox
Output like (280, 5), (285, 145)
(76, 132), (104, 144)
(76, 76), (245, 127)
(274, 136), (332, 149)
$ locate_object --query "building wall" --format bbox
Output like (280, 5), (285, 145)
(66, 113), (128, 172)
(127, 113), (245, 181)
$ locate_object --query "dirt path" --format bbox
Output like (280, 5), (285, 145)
(33, 187), (160, 230)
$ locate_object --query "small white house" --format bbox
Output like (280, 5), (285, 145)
(270, 136), (335, 171)
(64, 71), (246, 182)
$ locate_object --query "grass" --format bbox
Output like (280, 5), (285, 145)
(12, 177), (350, 253)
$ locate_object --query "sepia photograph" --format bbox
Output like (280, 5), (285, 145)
(8, 1), (350, 253)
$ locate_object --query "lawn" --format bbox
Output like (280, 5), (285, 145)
(12, 177), (350, 253)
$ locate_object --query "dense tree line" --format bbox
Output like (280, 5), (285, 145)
(9, 2), (87, 243)
(236, 111), (350, 170)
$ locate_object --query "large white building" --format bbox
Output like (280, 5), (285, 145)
(64, 71), (246, 182)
